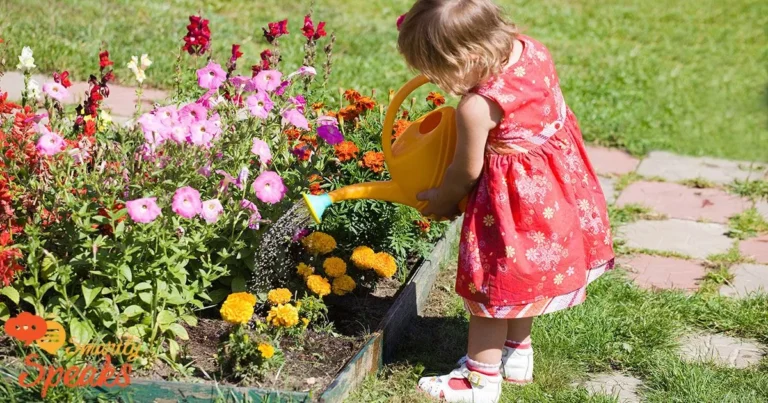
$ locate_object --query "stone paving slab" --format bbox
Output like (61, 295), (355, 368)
(586, 145), (641, 176)
(0, 72), (167, 118)
(679, 334), (765, 369)
(619, 254), (706, 291)
(619, 219), (732, 259)
(598, 176), (617, 204)
(616, 181), (755, 224)
(719, 263), (768, 297)
(739, 235), (768, 264)
(583, 372), (642, 403)
(636, 151), (767, 184)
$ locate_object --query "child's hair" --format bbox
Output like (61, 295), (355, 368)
(398, 0), (518, 95)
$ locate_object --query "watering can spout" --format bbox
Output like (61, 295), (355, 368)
(304, 181), (406, 224)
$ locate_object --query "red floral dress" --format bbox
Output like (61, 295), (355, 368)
(458, 35), (615, 319)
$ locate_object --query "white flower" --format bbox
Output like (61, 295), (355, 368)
(483, 215), (495, 227)
(127, 54), (151, 83)
(17, 46), (36, 71)
(566, 267), (575, 276)
(514, 66), (526, 77)
(554, 274), (564, 285)
(505, 246), (515, 258)
(543, 207), (555, 219)
(99, 110), (113, 123)
(26, 79), (42, 100)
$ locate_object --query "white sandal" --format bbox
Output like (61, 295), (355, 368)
(455, 344), (534, 384)
(418, 363), (502, 402)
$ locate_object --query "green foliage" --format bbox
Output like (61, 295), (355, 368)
(728, 207), (768, 239)
(217, 326), (283, 384)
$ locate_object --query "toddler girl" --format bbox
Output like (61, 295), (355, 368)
(398, 1), (615, 401)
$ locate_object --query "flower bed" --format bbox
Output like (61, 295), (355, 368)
(0, 10), (449, 399)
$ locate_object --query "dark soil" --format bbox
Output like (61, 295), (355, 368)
(133, 275), (406, 394)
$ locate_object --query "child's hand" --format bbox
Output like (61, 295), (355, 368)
(417, 187), (461, 220)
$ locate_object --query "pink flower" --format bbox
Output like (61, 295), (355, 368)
(230, 75), (257, 92)
(252, 171), (286, 204)
(168, 123), (190, 143)
(240, 199), (261, 230)
(253, 70), (283, 92)
(189, 121), (216, 147)
(281, 108), (309, 130)
(251, 138), (272, 163)
(155, 105), (179, 127)
(246, 91), (274, 119)
(396, 13), (406, 31)
(37, 131), (66, 156)
(287, 66), (317, 80)
(42, 82), (69, 102)
(201, 199), (224, 223)
(198, 163), (212, 177)
(197, 61), (227, 90)
(288, 95), (306, 113)
(274, 81), (289, 96)
(172, 186), (203, 218)
(237, 167), (249, 187)
(292, 228), (310, 242)
(216, 169), (247, 193)
(180, 102), (208, 122)
(126, 197), (162, 223)
(67, 148), (90, 164)
(138, 112), (163, 134)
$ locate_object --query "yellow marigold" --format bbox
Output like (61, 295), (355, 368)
(306, 275), (331, 297)
(323, 257), (347, 278)
(220, 295), (256, 325)
(301, 232), (337, 255)
(258, 343), (275, 359)
(332, 275), (356, 296)
(301, 318), (310, 328)
(266, 303), (300, 327)
(227, 292), (257, 306)
(351, 246), (376, 270)
(297, 263), (314, 278)
(373, 252), (397, 278)
(267, 288), (292, 305)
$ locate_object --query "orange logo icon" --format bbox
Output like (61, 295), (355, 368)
(36, 320), (66, 354)
(4, 312), (47, 346)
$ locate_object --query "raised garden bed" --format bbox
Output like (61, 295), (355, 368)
(90, 220), (460, 402)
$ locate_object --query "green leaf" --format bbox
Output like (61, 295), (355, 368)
(123, 305), (145, 318)
(168, 323), (189, 340)
(231, 276), (246, 292)
(69, 319), (93, 345)
(180, 314), (198, 327)
(119, 265), (132, 282)
(208, 288), (229, 304)
(81, 282), (103, 308)
(0, 287), (20, 305)
(156, 310), (177, 326)
(134, 282), (152, 291)
(168, 339), (180, 360)
(0, 303), (9, 321)
(138, 292), (152, 305)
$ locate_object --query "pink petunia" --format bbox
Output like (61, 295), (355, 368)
(252, 171), (286, 204)
(198, 163), (212, 177)
(172, 186), (203, 219)
(138, 112), (163, 134)
(180, 102), (208, 122)
(197, 61), (227, 90)
(237, 167), (249, 188)
(287, 66), (317, 80)
(200, 199), (224, 224)
(230, 75), (257, 92)
(281, 108), (309, 130)
(240, 199), (261, 230)
(168, 123), (190, 143)
(36, 131), (66, 156)
(42, 82), (69, 102)
(288, 95), (306, 113)
(189, 121), (216, 147)
(155, 105), (179, 127)
(251, 138), (272, 164)
(245, 91), (274, 119)
(253, 70), (283, 92)
(126, 197), (162, 223)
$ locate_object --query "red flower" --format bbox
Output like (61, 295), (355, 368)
(334, 141), (359, 162)
(84, 120), (97, 136)
(292, 142), (312, 161)
(0, 245), (22, 287)
(344, 89), (362, 103)
(252, 49), (273, 76)
(301, 15), (327, 41)
(355, 97), (376, 112)
(227, 44), (243, 73)
(99, 50), (114, 69)
(0, 92), (21, 115)
(308, 174), (324, 195)
(284, 128), (301, 141)
(426, 92), (446, 107)
(263, 19), (289, 43)
(416, 219), (431, 233)
(53, 71), (72, 88)
(182, 15), (212, 56)
(338, 105), (359, 122)
(360, 151), (385, 173)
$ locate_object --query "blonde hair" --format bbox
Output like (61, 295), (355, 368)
(398, 0), (518, 95)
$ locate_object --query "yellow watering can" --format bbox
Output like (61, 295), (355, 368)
(303, 75), (467, 224)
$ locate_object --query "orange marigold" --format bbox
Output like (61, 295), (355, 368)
(338, 105), (359, 122)
(360, 151), (385, 173)
(355, 97), (376, 112)
(311, 102), (324, 112)
(344, 89), (362, 103)
(373, 252), (397, 278)
(284, 128), (302, 141)
(334, 141), (359, 162)
(293, 142), (312, 161)
(426, 92), (446, 107)
(416, 219), (431, 233)
(393, 120), (410, 139)
(300, 134), (318, 148)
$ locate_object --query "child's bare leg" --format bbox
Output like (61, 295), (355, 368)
(467, 315), (508, 363)
(506, 317), (533, 343)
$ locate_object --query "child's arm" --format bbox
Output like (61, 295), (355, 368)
(417, 93), (501, 219)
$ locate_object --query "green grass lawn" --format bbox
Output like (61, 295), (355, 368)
(1, 0), (767, 161)
(349, 265), (768, 402)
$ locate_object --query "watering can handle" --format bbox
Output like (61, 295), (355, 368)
(381, 74), (431, 164)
